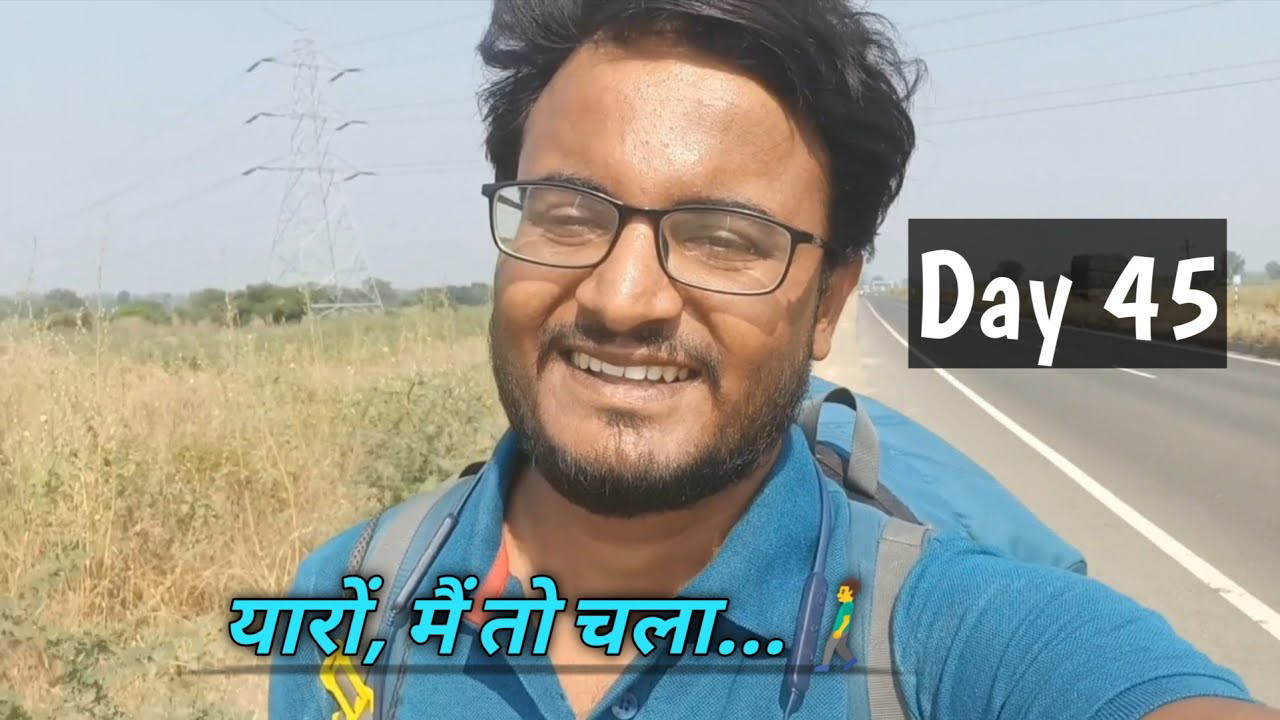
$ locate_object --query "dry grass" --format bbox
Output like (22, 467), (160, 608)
(1229, 284), (1280, 352)
(0, 305), (507, 719)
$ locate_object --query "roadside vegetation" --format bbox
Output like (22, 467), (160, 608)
(0, 303), (507, 719)
(1230, 283), (1280, 356)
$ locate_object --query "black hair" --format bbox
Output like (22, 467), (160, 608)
(476, 0), (925, 268)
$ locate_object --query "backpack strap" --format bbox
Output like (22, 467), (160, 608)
(803, 385), (930, 719)
(802, 387), (919, 524)
(800, 385), (879, 498)
(341, 461), (486, 697)
(862, 516), (929, 720)
(338, 388), (924, 719)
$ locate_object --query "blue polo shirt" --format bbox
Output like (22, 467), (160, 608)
(268, 425), (1254, 719)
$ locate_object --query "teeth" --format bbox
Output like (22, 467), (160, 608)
(569, 351), (691, 384)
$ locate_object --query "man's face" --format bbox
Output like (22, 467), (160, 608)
(489, 38), (858, 517)
(838, 586), (854, 604)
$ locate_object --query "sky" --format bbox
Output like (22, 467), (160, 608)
(0, 0), (1277, 296)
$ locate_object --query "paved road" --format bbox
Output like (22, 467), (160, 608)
(841, 293), (1280, 705)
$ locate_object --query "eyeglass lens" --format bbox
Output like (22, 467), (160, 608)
(491, 184), (792, 293)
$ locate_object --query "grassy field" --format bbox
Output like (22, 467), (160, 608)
(1229, 284), (1280, 354)
(0, 306), (508, 719)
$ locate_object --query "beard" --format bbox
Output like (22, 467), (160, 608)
(489, 311), (814, 518)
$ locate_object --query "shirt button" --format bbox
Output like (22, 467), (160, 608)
(611, 692), (639, 719)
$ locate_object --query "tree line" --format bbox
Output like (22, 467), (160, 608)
(1226, 252), (1280, 283)
(0, 280), (493, 328)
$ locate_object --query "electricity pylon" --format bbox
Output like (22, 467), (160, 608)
(243, 34), (383, 316)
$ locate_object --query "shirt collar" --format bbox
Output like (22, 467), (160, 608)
(678, 424), (823, 640)
(433, 429), (523, 584)
(440, 424), (823, 642)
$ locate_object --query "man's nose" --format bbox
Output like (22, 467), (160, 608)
(573, 219), (684, 334)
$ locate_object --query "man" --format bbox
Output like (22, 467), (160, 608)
(816, 579), (858, 674)
(270, 1), (1275, 718)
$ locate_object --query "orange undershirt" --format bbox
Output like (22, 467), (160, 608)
(463, 537), (511, 628)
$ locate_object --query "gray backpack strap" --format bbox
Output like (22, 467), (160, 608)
(802, 387), (918, 524)
(800, 386), (880, 498)
(862, 516), (929, 720)
(343, 462), (486, 687)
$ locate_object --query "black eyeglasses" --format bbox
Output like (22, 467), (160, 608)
(480, 180), (826, 296)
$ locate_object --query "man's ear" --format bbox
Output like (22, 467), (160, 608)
(812, 257), (863, 361)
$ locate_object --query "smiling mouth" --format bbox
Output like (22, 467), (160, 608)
(564, 350), (698, 384)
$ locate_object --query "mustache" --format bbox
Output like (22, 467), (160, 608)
(537, 320), (722, 390)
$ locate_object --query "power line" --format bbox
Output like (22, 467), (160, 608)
(364, 163), (489, 178)
(123, 174), (248, 225)
(1, 48), (356, 246)
(903, 1), (1045, 31)
(925, 73), (1280, 126)
(324, 10), (488, 52)
(924, 0), (1233, 56)
(4, 124), (250, 239)
(32, 173), (260, 282)
(373, 168), (489, 178)
(262, 6), (310, 35)
(372, 112), (483, 126)
(364, 159), (482, 170)
(0, 71), (257, 226)
(359, 48), (458, 71)
(37, 195), (279, 288)
(349, 96), (475, 114)
(927, 57), (1280, 111)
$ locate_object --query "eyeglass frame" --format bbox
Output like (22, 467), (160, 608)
(480, 179), (828, 296)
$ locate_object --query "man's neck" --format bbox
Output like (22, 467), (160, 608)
(502, 447), (780, 601)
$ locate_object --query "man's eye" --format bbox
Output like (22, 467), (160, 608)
(681, 234), (766, 258)
(544, 213), (609, 232)
(528, 207), (596, 227)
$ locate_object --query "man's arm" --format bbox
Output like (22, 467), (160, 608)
(834, 612), (850, 638)
(892, 535), (1269, 720)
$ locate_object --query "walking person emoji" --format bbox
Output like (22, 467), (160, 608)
(816, 578), (860, 673)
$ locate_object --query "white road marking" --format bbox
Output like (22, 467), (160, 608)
(1115, 367), (1157, 379)
(862, 297), (1280, 643)
(1065, 324), (1280, 369)
(1229, 351), (1280, 368)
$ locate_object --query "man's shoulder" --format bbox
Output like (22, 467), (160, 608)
(889, 532), (1252, 717)
(268, 519), (375, 718)
(287, 519), (368, 596)
(289, 480), (466, 595)
(892, 530), (1199, 667)
(896, 530), (1137, 626)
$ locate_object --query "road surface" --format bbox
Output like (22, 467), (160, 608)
(832, 293), (1280, 705)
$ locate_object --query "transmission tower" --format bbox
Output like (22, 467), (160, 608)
(243, 35), (383, 316)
